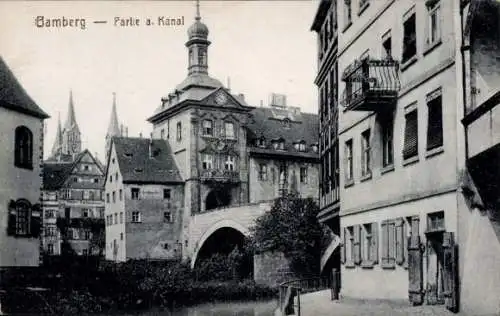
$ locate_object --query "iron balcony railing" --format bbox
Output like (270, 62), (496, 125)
(200, 169), (240, 183)
(341, 58), (400, 112)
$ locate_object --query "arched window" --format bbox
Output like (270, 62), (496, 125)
(198, 48), (207, 66)
(176, 122), (182, 141)
(14, 126), (33, 169)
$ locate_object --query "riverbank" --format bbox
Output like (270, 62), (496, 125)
(0, 258), (278, 315)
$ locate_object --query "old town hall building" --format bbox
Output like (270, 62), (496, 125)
(104, 7), (320, 262)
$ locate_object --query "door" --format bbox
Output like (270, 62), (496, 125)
(408, 216), (424, 305)
(443, 232), (459, 313)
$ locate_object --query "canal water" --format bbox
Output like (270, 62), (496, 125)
(121, 299), (277, 316)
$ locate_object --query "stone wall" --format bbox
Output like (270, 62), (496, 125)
(254, 251), (297, 287)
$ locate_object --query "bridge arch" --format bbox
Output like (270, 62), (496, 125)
(190, 219), (249, 269)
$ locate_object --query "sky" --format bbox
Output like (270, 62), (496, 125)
(0, 0), (319, 161)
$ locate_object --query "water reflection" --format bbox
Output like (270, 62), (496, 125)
(131, 300), (277, 316)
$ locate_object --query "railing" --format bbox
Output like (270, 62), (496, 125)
(341, 58), (400, 111)
(278, 272), (339, 316)
(200, 169), (239, 183)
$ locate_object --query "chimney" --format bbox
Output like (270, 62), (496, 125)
(139, 132), (143, 138)
(126, 127), (129, 137)
(260, 100), (263, 107)
(120, 124), (124, 137)
(149, 133), (153, 158)
(227, 77), (231, 91)
(238, 93), (245, 101)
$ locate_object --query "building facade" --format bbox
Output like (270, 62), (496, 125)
(311, 0), (341, 277)
(312, 0), (500, 314)
(0, 56), (49, 268)
(42, 94), (105, 257)
(104, 7), (320, 263)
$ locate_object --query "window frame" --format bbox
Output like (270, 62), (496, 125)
(14, 126), (34, 170)
(403, 106), (419, 162)
(202, 119), (214, 136)
(176, 122), (182, 141)
(259, 163), (268, 181)
(131, 211), (141, 223)
(201, 153), (214, 170)
(300, 166), (308, 184)
(224, 155), (235, 171)
(426, 0), (441, 49)
(131, 188), (140, 200)
(343, 0), (352, 30)
(402, 8), (417, 66)
(361, 129), (371, 178)
(224, 121), (235, 140)
(344, 139), (354, 184)
(426, 88), (444, 153)
(381, 112), (394, 168)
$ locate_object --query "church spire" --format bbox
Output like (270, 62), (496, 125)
(105, 92), (122, 162)
(50, 112), (63, 160)
(64, 89), (78, 130)
(107, 92), (120, 137)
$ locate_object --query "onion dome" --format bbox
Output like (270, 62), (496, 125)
(188, 17), (209, 39)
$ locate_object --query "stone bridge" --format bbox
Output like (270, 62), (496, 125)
(188, 201), (271, 268)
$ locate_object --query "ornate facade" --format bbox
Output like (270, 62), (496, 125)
(104, 5), (320, 262)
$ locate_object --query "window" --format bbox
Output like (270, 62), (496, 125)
(99, 208), (104, 218)
(426, 90), (443, 151)
(47, 243), (54, 255)
(110, 175), (112, 183)
(382, 31), (392, 59)
(112, 191), (116, 203)
(120, 212), (123, 224)
(119, 189), (123, 201)
(403, 109), (419, 160)
(296, 142), (306, 152)
(131, 188), (140, 200)
(106, 193), (110, 203)
(120, 232), (124, 241)
(381, 113), (394, 167)
(426, 0), (441, 46)
(361, 223), (378, 266)
(163, 188), (171, 200)
(344, 0), (352, 28)
(225, 155), (235, 171)
(164, 211), (172, 223)
(359, 0), (369, 14)
(345, 139), (353, 182)
(198, 48), (207, 66)
(300, 167), (308, 184)
(176, 122), (182, 141)
(402, 10), (417, 63)
(283, 118), (291, 128)
(82, 209), (89, 218)
(73, 177), (78, 183)
(259, 164), (268, 181)
(381, 220), (396, 267)
(14, 126), (33, 169)
(82, 249), (88, 256)
(131, 211), (141, 223)
(114, 213), (118, 225)
(161, 129), (165, 139)
(202, 120), (213, 136)
(224, 122), (235, 139)
(201, 154), (213, 170)
(257, 138), (265, 148)
(93, 178), (99, 183)
(115, 172), (119, 181)
(83, 165), (89, 171)
(84, 230), (91, 240)
(274, 140), (285, 151)
(361, 129), (371, 177)
(344, 226), (361, 266)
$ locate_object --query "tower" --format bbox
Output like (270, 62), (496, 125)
(49, 112), (63, 161)
(186, 0), (210, 76)
(105, 92), (121, 162)
(61, 90), (81, 158)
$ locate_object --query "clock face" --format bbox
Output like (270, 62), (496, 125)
(215, 92), (228, 105)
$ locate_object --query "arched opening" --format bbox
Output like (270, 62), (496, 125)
(193, 227), (252, 281)
(205, 189), (231, 211)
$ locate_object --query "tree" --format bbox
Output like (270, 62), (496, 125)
(249, 194), (330, 276)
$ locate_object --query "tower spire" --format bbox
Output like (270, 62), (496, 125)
(50, 112), (63, 160)
(107, 92), (121, 137)
(64, 89), (78, 130)
(195, 0), (201, 20)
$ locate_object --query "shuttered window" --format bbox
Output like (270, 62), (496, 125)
(353, 225), (362, 265)
(361, 222), (378, 266)
(426, 90), (443, 151)
(403, 109), (418, 160)
(395, 218), (407, 265)
(381, 220), (396, 268)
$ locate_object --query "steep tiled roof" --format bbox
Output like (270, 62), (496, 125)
(246, 107), (319, 159)
(0, 56), (49, 119)
(43, 162), (74, 190)
(43, 149), (104, 190)
(112, 137), (183, 184)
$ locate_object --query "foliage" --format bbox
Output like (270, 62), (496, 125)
(194, 248), (247, 281)
(249, 194), (330, 275)
(1, 259), (277, 315)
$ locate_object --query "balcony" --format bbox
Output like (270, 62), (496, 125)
(341, 58), (400, 112)
(200, 169), (240, 183)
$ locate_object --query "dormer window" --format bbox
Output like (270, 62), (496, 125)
(134, 168), (144, 173)
(295, 141), (307, 152)
(202, 120), (213, 136)
(124, 153), (133, 158)
(273, 139), (285, 151)
(256, 138), (266, 148)
(312, 144), (319, 153)
(283, 118), (291, 128)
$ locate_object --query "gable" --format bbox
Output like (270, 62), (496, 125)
(201, 88), (248, 110)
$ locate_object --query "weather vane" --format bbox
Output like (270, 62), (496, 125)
(195, 0), (201, 20)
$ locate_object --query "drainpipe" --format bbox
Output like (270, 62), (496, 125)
(460, 2), (470, 161)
